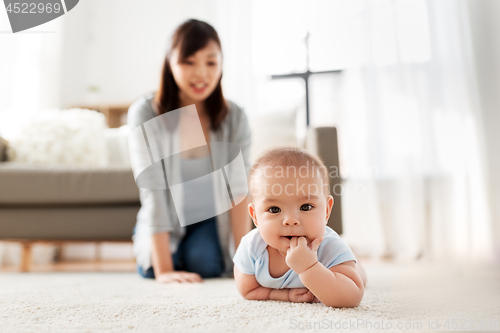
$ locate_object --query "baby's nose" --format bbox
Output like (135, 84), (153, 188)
(283, 216), (300, 226)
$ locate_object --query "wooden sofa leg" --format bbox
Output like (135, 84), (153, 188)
(20, 242), (32, 272)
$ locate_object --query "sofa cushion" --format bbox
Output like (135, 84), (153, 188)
(0, 205), (139, 240)
(304, 126), (343, 235)
(105, 125), (131, 166)
(0, 163), (139, 205)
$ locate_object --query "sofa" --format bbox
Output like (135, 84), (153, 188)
(0, 119), (343, 271)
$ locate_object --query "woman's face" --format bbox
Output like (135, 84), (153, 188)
(170, 40), (222, 105)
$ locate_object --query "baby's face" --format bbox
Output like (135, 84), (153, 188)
(248, 168), (334, 256)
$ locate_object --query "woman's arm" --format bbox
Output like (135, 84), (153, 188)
(151, 232), (174, 274)
(228, 103), (252, 250)
(230, 196), (252, 250)
(151, 232), (202, 283)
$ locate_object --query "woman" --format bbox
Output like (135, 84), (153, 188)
(128, 19), (252, 283)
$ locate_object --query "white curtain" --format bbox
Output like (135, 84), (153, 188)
(335, 0), (493, 263)
(246, 0), (493, 262)
(0, 13), (62, 137)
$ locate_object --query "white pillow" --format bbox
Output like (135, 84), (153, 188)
(248, 109), (297, 163)
(105, 125), (131, 166)
(6, 109), (108, 166)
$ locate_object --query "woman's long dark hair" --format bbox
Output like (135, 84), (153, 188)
(154, 19), (228, 131)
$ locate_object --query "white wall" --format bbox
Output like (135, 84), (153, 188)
(57, 0), (253, 109)
(466, 0), (500, 256)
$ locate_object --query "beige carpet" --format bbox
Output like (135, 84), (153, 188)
(1, 260), (499, 332)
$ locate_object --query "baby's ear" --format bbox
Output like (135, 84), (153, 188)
(325, 195), (334, 222)
(248, 203), (258, 227)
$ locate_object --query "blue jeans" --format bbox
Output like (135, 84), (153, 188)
(137, 216), (224, 279)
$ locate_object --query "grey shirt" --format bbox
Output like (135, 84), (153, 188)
(181, 155), (216, 224)
(127, 93), (251, 275)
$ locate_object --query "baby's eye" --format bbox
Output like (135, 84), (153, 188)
(300, 204), (313, 211)
(268, 206), (281, 214)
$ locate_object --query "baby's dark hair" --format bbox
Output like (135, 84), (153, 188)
(248, 146), (330, 197)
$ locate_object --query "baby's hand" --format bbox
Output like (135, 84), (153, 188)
(288, 288), (315, 303)
(285, 236), (323, 274)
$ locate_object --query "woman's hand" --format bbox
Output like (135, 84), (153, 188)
(288, 288), (315, 303)
(155, 271), (203, 283)
(152, 233), (203, 283)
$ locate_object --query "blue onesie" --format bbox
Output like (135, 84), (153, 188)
(233, 226), (357, 289)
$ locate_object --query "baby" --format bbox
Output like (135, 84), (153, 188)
(233, 147), (365, 307)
